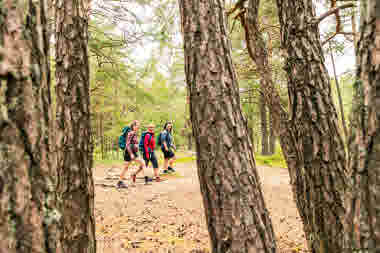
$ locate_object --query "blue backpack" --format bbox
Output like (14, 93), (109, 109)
(139, 132), (153, 154)
(157, 132), (163, 146)
(118, 126), (131, 150)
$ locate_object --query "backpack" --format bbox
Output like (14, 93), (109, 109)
(118, 126), (131, 150)
(157, 132), (163, 146)
(139, 131), (153, 154)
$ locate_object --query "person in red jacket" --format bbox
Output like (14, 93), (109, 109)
(142, 123), (161, 182)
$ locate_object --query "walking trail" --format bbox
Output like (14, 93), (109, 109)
(94, 162), (307, 253)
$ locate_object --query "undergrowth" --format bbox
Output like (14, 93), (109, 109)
(94, 151), (287, 168)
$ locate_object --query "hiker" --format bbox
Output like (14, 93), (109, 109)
(159, 121), (176, 173)
(117, 120), (149, 188)
(140, 123), (161, 182)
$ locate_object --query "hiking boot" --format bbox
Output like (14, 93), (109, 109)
(162, 169), (169, 174)
(167, 167), (176, 173)
(117, 180), (128, 189)
(131, 174), (136, 183)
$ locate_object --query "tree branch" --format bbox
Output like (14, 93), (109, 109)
(322, 31), (354, 45)
(226, 0), (247, 16)
(313, 3), (355, 24)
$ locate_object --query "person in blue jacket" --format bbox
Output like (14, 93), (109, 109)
(160, 122), (176, 173)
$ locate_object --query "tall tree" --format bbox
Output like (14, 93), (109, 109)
(274, 0), (348, 252)
(260, 93), (269, 155)
(269, 113), (276, 155)
(235, 0), (349, 251)
(179, 0), (277, 252)
(0, 0), (61, 252)
(345, 0), (380, 251)
(55, 0), (96, 252)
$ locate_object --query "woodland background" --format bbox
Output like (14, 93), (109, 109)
(86, 0), (355, 165)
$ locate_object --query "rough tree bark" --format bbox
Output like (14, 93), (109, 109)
(237, 0), (350, 251)
(260, 92), (269, 155)
(178, 0), (277, 252)
(269, 113), (276, 155)
(274, 0), (348, 252)
(345, 0), (380, 251)
(0, 0), (61, 252)
(55, 0), (96, 252)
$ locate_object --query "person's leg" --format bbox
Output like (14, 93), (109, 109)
(169, 156), (176, 167)
(151, 152), (160, 181)
(118, 151), (131, 188)
(162, 158), (169, 173)
(131, 158), (149, 184)
(120, 161), (130, 179)
(133, 158), (145, 175)
(168, 151), (176, 172)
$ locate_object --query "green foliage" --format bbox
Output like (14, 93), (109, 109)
(330, 72), (355, 130)
(255, 152), (287, 168)
(88, 10), (190, 153)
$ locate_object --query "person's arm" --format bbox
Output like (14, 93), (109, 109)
(144, 134), (150, 158)
(162, 132), (168, 151)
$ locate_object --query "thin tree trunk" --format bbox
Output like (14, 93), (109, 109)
(260, 92), (269, 155)
(275, 0), (348, 252)
(351, 9), (358, 56)
(55, 0), (96, 252)
(345, 0), (380, 251)
(188, 133), (192, 150)
(329, 42), (348, 140)
(179, 0), (277, 252)
(0, 0), (61, 252)
(269, 114), (276, 155)
(100, 113), (104, 160)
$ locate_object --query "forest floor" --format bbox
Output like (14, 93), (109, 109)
(94, 161), (307, 253)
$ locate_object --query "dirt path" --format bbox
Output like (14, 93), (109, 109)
(94, 162), (307, 253)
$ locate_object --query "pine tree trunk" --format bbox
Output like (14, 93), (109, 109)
(260, 92), (269, 155)
(55, 0), (96, 252)
(269, 114), (276, 155)
(275, 0), (348, 252)
(345, 0), (380, 251)
(179, 0), (277, 252)
(188, 133), (192, 150)
(0, 1), (61, 252)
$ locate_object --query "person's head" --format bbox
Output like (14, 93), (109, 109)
(163, 121), (173, 133)
(147, 123), (155, 133)
(130, 120), (139, 131)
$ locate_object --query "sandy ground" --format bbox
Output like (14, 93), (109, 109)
(94, 162), (307, 253)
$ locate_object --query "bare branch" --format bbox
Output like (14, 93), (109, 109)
(226, 0), (247, 16)
(313, 3), (355, 25)
(322, 31), (354, 45)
